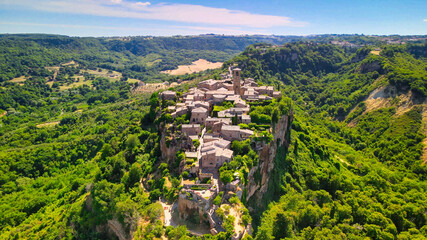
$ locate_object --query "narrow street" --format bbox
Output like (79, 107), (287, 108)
(197, 127), (206, 164)
(160, 198), (177, 227)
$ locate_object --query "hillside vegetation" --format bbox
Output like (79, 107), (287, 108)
(0, 34), (305, 83)
(227, 42), (426, 239)
(0, 35), (426, 239)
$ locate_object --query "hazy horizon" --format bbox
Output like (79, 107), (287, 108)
(1, 0), (426, 37)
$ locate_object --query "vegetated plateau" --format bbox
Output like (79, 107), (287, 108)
(0, 34), (426, 240)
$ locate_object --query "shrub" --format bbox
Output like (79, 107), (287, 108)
(192, 139), (200, 148)
(213, 195), (222, 205)
(229, 196), (240, 205)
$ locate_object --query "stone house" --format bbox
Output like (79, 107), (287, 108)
(234, 98), (248, 108)
(244, 78), (258, 87)
(193, 92), (205, 101)
(197, 79), (218, 90)
(212, 94), (227, 104)
(205, 88), (235, 101)
(218, 82), (234, 91)
(218, 107), (250, 118)
(186, 101), (210, 112)
(205, 117), (231, 130)
(181, 124), (201, 136)
(242, 88), (259, 101)
(241, 115), (251, 124)
(200, 139), (233, 168)
(171, 106), (188, 118)
(191, 107), (208, 124)
(161, 90), (176, 101)
(256, 86), (274, 96)
(221, 125), (254, 141)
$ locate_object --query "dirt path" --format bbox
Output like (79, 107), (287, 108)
(335, 155), (350, 166)
(219, 204), (244, 237)
(36, 121), (60, 128)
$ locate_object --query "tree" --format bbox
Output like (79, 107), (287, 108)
(272, 108), (279, 124)
(220, 170), (233, 184)
(101, 144), (114, 159)
(59, 116), (77, 125)
(192, 139), (200, 148)
(126, 163), (143, 189)
(126, 134), (140, 150)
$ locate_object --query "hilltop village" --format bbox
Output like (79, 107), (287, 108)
(158, 68), (282, 237)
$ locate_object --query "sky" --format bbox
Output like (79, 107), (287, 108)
(0, 0), (426, 37)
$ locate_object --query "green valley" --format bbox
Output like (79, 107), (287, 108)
(0, 34), (426, 240)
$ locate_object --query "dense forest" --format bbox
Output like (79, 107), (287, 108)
(1, 34), (425, 83)
(0, 34), (426, 239)
(0, 34), (302, 83)
(227, 41), (426, 239)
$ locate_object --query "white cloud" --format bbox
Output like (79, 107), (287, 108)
(0, 21), (268, 36)
(424, 19), (427, 22)
(0, 21), (137, 30)
(0, 0), (307, 28)
(135, 2), (150, 7)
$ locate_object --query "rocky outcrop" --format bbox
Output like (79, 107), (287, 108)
(160, 124), (183, 163)
(178, 191), (210, 223)
(83, 191), (131, 240)
(246, 113), (293, 202)
(107, 218), (129, 240)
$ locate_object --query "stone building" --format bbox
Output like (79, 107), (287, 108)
(221, 125), (254, 141)
(232, 68), (242, 95)
(200, 139), (233, 168)
(191, 107), (208, 124)
(181, 124), (201, 136)
(161, 90), (176, 100)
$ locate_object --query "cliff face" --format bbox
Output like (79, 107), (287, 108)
(83, 193), (131, 240)
(160, 124), (182, 163)
(246, 113), (293, 202)
(107, 218), (129, 240)
(178, 192), (210, 223)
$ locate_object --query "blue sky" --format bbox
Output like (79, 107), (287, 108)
(0, 0), (426, 36)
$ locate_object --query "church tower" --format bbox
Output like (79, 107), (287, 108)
(232, 68), (242, 96)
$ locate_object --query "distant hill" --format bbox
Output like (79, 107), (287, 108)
(0, 34), (299, 83)
(1, 34), (425, 83)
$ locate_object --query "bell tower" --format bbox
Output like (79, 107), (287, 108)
(232, 68), (241, 95)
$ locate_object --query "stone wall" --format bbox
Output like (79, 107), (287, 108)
(177, 192), (210, 223)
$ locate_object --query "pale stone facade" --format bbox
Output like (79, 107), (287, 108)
(161, 90), (177, 100)
(191, 107), (208, 124)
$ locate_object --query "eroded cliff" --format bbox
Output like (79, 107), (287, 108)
(246, 112), (293, 202)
